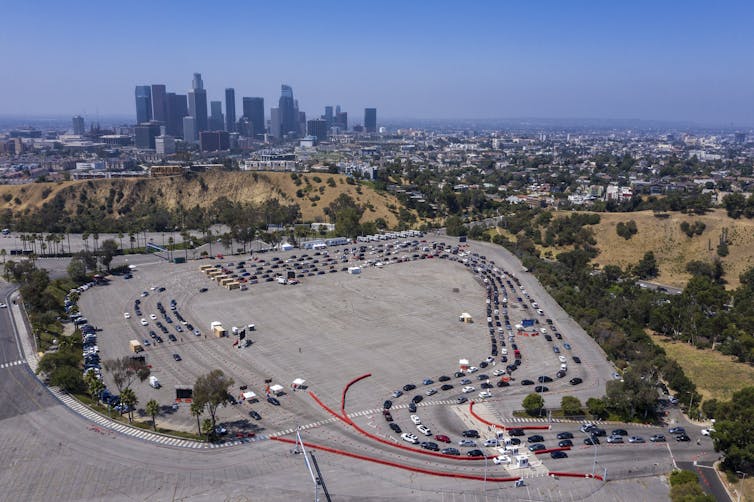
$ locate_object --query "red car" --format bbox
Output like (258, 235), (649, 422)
(435, 434), (451, 443)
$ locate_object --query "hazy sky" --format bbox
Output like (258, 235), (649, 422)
(2, 0), (753, 125)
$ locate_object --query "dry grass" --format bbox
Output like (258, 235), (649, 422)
(649, 333), (754, 402)
(0, 171), (404, 226)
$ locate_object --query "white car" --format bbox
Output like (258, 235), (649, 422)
(493, 455), (511, 465)
(0, 303), (8, 308)
(558, 355), (567, 363)
(501, 348), (508, 356)
(123, 312), (131, 319)
(462, 386), (476, 393)
(483, 438), (500, 447)
(149, 314), (157, 320)
(410, 415), (422, 425)
(478, 391), (492, 399)
(493, 369), (506, 376)
(425, 388), (438, 396)
(417, 424), (432, 436)
(401, 433), (419, 444)
(140, 318), (148, 326)
(701, 429), (715, 436)
(467, 366), (479, 374)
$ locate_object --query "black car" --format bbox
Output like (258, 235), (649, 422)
(389, 423), (402, 433)
(383, 400), (392, 410)
(590, 428), (607, 437)
(466, 449), (485, 457)
(676, 434), (691, 442)
(462, 429), (480, 438)
(557, 432), (574, 439)
(496, 380), (510, 387)
(421, 442), (439, 451)
(267, 396), (280, 406)
(527, 434), (544, 443)
(521, 379), (534, 385)
(534, 385), (549, 393)
(611, 429), (628, 436)
(412, 395), (423, 404)
(538, 375), (553, 383)
(569, 377), (583, 386)
(584, 437), (600, 445)
(249, 410), (262, 420)
(480, 382), (494, 389)
(572, 356), (582, 364)
(440, 384), (454, 391)
(438, 375), (451, 382)
(454, 371), (465, 378)
(172, 353), (181, 361)
(477, 374), (489, 381)
(403, 384), (416, 392)
(509, 437), (522, 445)
(168, 334), (177, 342)
(558, 439), (573, 447)
(550, 450), (568, 459)
(199, 287), (208, 293)
(408, 402), (417, 413)
(441, 447), (460, 456)
(508, 428), (525, 436)
(383, 411), (393, 422)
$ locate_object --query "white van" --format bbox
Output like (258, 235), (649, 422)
(149, 376), (160, 388)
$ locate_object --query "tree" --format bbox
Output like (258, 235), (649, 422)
(102, 356), (150, 394)
(98, 239), (119, 271)
(522, 393), (544, 415)
(586, 397), (608, 420)
(445, 215), (467, 236)
(193, 370), (234, 428)
(201, 418), (214, 441)
(67, 257), (88, 283)
(120, 387), (138, 422)
(634, 251), (659, 279)
(712, 387), (754, 474)
(190, 401), (204, 436)
(722, 193), (746, 219)
(49, 365), (85, 393)
(146, 399), (160, 431)
(85, 371), (105, 402)
(561, 395), (583, 416)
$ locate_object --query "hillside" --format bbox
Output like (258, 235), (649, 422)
(0, 171), (402, 226)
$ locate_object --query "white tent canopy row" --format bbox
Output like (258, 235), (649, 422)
(241, 391), (257, 400)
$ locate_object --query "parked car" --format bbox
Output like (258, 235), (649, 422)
(462, 429), (480, 438)
(466, 449), (485, 457)
(557, 432), (574, 439)
(267, 396), (280, 406)
(441, 447), (460, 456)
(401, 433), (419, 444)
(569, 377), (583, 385)
(249, 410), (262, 420)
(417, 425), (432, 436)
(550, 450), (568, 459)
(558, 439), (573, 448)
(389, 423), (402, 434)
(410, 415), (422, 425)
(650, 434), (666, 442)
(528, 443), (546, 452)
(527, 435), (544, 443)
(628, 436), (645, 443)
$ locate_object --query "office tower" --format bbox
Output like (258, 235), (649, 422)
(155, 135), (176, 156)
(225, 88), (236, 132)
(335, 111), (348, 131)
(188, 72), (208, 132)
(242, 97), (265, 138)
(166, 93), (188, 137)
(269, 107), (281, 139)
(134, 122), (161, 149)
(151, 84), (167, 123)
(183, 116), (197, 143)
(209, 101), (224, 131)
(307, 119), (328, 142)
(364, 108), (377, 133)
(134, 85), (152, 124)
(324, 106), (334, 126)
(335, 105), (341, 115)
(199, 131), (230, 152)
(278, 84), (297, 138)
(72, 115), (85, 135)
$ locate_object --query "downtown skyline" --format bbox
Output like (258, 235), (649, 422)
(1, 1), (753, 125)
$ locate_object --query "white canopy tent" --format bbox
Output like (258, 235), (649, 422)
(269, 384), (284, 396)
(291, 378), (306, 389)
(242, 391), (257, 401)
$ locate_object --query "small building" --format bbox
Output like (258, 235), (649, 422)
(459, 312), (473, 323)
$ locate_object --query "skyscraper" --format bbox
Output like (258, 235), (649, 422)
(364, 108), (377, 133)
(134, 85), (152, 124)
(134, 122), (161, 149)
(209, 101), (224, 131)
(323, 106), (334, 126)
(270, 108), (281, 139)
(335, 111), (348, 131)
(242, 97), (265, 138)
(183, 116), (197, 143)
(188, 72), (208, 133)
(307, 119), (328, 142)
(151, 84), (168, 123)
(166, 93), (188, 137)
(278, 84), (297, 138)
(72, 115), (85, 135)
(225, 88), (236, 132)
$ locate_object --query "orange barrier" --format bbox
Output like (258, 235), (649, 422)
(271, 436), (521, 483)
(468, 401), (551, 431)
(342, 373), (372, 417)
(549, 471), (604, 481)
(532, 446), (571, 455)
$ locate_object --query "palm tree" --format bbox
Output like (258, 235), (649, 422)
(117, 232), (124, 252)
(82, 231), (90, 252)
(85, 373), (104, 403)
(0, 248), (6, 264)
(190, 401), (204, 436)
(167, 236), (174, 262)
(129, 232), (136, 252)
(146, 399), (160, 431)
(119, 387), (138, 422)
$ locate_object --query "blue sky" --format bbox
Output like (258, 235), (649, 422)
(1, 1), (753, 124)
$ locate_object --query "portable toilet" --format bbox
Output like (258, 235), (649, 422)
(515, 455), (529, 469)
(459, 359), (469, 372)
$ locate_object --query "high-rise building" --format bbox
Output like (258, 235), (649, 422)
(199, 131), (230, 152)
(225, 88), (236, 132)
(278, 84), (297, 138)
(335, 111), (348, 131)
(324, 106), (334, 126)
(307, 119), (328, 142)
(183, 116), (197, 143)
(134, 85), (152, 124)
(242, 97), (265, 138)
(269, 107), (281, 139)
(134, 122), (161, 149)
(166, 93), (188, 137)
(188, 72), (208, 132)
(209, 101), (224, 131)
(72, 115), (85, 135)
(151, 84), (168, 123)
(155, 135), (176, 156)
(364, 108), (377, 133)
